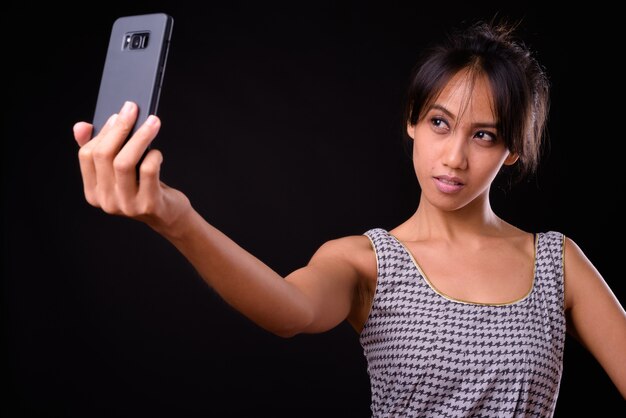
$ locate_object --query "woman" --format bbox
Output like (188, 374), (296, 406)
(72, 19), (625, 417)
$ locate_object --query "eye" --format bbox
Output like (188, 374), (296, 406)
(430, 117), (449, 133)
(474, 130), (497, 143)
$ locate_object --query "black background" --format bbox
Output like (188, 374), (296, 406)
(3, 1), (624, 417)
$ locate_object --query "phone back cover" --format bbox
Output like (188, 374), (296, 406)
(92, 13), (173, 137)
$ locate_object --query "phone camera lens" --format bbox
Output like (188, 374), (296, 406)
(131, 34), (143, 49)
(128, 33), (149, 50)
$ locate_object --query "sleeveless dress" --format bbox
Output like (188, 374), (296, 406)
(360, 228), (566, 417)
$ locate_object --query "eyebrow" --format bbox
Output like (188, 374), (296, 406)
(428, 104), (498, 129)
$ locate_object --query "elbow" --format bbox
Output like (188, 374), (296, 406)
(273, 328), (301, 339)
(268, 305), (315, 339)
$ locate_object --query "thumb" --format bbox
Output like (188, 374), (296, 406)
(73, 121), (93, 147)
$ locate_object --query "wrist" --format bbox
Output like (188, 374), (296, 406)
(146, 194), (197, 242)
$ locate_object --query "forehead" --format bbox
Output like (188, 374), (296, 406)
(434, 70), (496, 122)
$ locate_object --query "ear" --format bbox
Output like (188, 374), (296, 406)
(503, 152), (519, 166)
(406, 123), (416, 140)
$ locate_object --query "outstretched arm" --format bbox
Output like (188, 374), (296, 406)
(157, 209), (365, 337)
(564, 237), (626, 398)
(73, 101), (364, 338)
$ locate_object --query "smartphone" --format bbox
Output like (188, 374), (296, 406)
(92, 13), (174, 139)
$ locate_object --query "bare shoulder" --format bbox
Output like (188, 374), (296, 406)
(563, 235), (586, 260)
(563, 236), (599, 280)
(310, 234), (378, 331)
(561, 236), (626, 396)
(562, 235), (612, 309)
(563, 236), (591, 298)
(311, 234), (377, 274)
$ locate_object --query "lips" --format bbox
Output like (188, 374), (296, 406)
(433, 175), (465, 194)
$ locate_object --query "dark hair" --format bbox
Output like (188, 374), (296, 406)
(404, 19), (550, 180)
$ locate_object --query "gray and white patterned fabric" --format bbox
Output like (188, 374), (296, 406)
(360, 228), (566, 417)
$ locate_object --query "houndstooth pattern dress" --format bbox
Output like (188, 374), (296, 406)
(360, 228), (566, 417)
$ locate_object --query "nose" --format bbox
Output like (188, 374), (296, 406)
(442, 133), (468, 170)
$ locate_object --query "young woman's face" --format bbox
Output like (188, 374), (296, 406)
(407, 71), (518, 212)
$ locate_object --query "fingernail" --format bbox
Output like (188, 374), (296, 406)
(107, 114), (118, 126)
(121, 101), (133, 115)
(146, 115), (158, 126)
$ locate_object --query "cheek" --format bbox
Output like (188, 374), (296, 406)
(475, 151), (510, 179)
(412, 136), (436, 165)
(412, 144), (436, 179)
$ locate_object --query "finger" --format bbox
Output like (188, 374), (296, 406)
(77, 143), (98, 206)
(114, 115), (162, 206)
(86, 113), (117, 151)
(117, 115), (162, 172)
(137, 149), (164, 213)
(93, 102), (138, 203)
(73, 122), (94, 147)
(75, 118), (113, 206)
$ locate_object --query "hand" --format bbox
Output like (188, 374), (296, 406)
(73, 101), (191, 232)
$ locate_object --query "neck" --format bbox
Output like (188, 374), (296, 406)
(397, 192), (507, 242)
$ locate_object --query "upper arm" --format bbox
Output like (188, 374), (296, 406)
(564, 236), (626, 397)
(284, 235), (374, 334)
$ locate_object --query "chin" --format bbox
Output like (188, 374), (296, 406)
(422, 190), (474, 212)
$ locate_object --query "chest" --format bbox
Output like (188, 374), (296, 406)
(361, 294), (564, 402)
(360, 245), (564, 398)
(401, 241), (536, 305)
